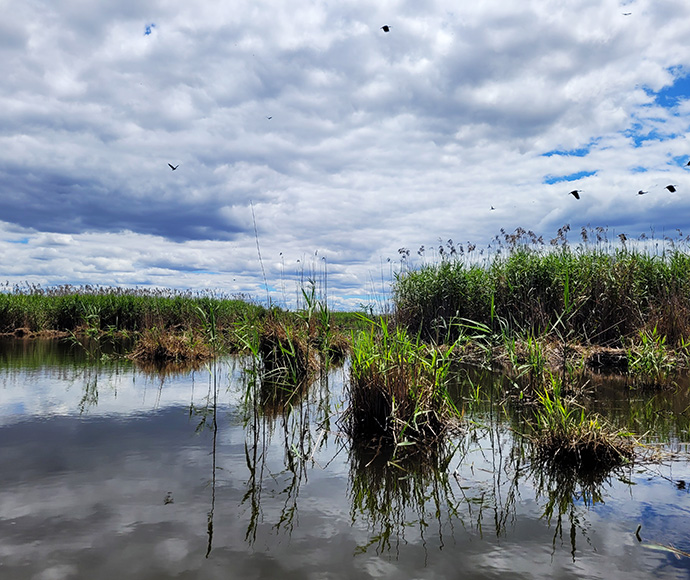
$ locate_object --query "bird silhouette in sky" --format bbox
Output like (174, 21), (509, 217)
(569, 190), (581, 199)
(381, 25), (391, 32)
(638, 190), (648, 195)
(266, 116), (272, 120)
(665, 184), (677, 192)
(168, 163), (179, 171)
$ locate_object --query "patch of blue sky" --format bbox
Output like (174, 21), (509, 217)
(623, 125), (674, 148)
(543, 170), (596, 185)
(631, 166), (648, 173)
(672, 154), (690, 167)
(7, 238), (29, 244)
(647, 68), (690, 107)
(144, 23), (156, 36)
(541, 146), (591, 158)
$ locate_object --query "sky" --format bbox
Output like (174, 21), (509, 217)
(3, 0), (690, 310)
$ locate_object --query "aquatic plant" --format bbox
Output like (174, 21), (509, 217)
(530, 375), (633, 473)
(627, 325), (676, 389)
(257, 312), (316, 386)
(343, 315), (461, 454)
(127, 327), (212, 363)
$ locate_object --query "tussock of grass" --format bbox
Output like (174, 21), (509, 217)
(530, 381), (633, 473)
(343, 316), (461, 453)
(128, 329), (212, 363)
(532, 426), (633, 472)
(257, 314), (317, 385)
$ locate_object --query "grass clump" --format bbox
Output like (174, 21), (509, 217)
(256, 313), (317, 387)
(342, 316), (461, 454)
(530, 377), (634, 473)
(128, 328), (212, 363)
(627, 325), (676, 389)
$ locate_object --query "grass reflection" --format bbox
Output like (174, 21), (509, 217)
(348, 440), (459, 555)
(531, 458), (628, 559)
(241, 366), (341, 546)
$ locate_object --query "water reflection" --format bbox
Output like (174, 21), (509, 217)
(240, 363), (344, 548)
(348, 440), (459, 556)
(0, 342), (689, 578)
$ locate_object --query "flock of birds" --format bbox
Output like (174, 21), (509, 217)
(569, 184), (677, 200)
(568, 168), (687, 200)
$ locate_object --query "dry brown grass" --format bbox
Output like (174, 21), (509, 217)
(128, 329), (212, 363)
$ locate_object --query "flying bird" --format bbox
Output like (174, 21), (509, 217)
(638, 190), (648, 195)
(569, 190), (581, 199)
(665, 184), (677, 192)
(266, 116), (272, 120)
(381, 25), (391, 32)
(168, 163), (179, 171)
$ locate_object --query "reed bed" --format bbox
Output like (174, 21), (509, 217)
(394, 226), (690, 349)
(0, 283), (263, 336)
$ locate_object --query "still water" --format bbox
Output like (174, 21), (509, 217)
(0, 339), (689, 579)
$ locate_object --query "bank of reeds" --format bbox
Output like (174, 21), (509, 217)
(0, 284), (263, 337)
(394, 228), (690, 349)
(342, 316), (461, 455)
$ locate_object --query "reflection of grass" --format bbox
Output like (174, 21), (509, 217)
(531, 455), (615, 555)
(348, 442), (457, 554)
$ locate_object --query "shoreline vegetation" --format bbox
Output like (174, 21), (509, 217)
(3, 225), (690, 472)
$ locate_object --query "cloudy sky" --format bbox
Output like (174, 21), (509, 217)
(2, 0), (690, 309)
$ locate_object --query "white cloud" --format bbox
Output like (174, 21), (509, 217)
(2, 0), (690, 309)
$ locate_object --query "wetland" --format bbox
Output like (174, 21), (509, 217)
(0, 338), (689, 579)
(4, 232), (690, 577)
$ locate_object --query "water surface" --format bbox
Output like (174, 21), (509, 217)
(0, 340), (689, 579)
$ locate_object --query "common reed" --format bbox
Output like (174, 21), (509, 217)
(0, 283), (262, 336)
(394, 226), (690, 349)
